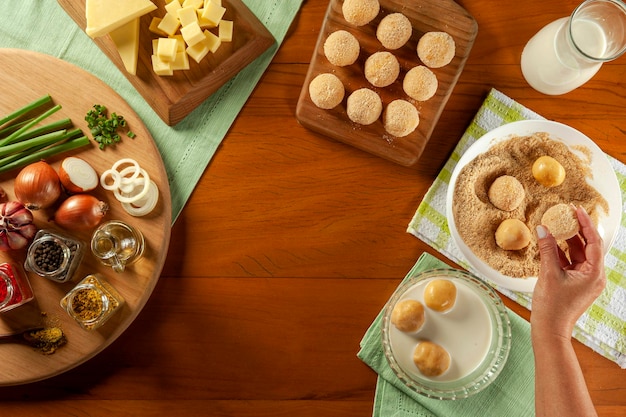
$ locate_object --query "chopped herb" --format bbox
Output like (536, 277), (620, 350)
(85, 104), (134, 150)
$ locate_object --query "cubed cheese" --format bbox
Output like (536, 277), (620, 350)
(169, 34), (186, 52)
(85, 0), (157, 38)
(218, 19), (233, 42)
(180, 21), (205, 47)
(197, 9), (216, 28)
(171, 51), (190, 70)
(164, 0), (182, 15)
(204, 29), (222, 53)
(205, 0), (221, 7)
(183, 0), (204, 8)
(151, 55), (173, 76)
(149, 17), (169, 36)
(177, 6), (198, 27)
(157, 37), (179, 62)
(109, 18), (140, 75)
(202, 1), (226, 27)
(157, 12), (181, 36)
(186, 39), (210, 63)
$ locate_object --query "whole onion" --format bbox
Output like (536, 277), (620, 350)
(14, 161), (62, 210)
(54, 194), (108, 230)
(0, 201), (37, 251)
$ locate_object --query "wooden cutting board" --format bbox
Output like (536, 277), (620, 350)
(0, 49), (171, 385)
(296, 0), (478, 166)
(57, 0), (275, 126)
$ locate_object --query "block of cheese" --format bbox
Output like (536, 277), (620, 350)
(218, 19), (233, 42)
(204, 30), (221, 53)
(202, 1), (226, 27)
(158, 12), (181, 36)
(109, 17), (140, 75)
(181, 21), (205, 47)
(151, 54), (173, 76)
(157, 37), (179, 62)
(85, 0), (157, 38)
(178, 6), (198, 27)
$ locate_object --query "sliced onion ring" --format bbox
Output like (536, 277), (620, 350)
(100, 169), (122, 191)
(122, 180), (159, 216)
(113, 168), (151, 203)
(111, 158), (141, 184)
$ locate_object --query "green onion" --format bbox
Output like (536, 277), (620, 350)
(0, 135), (90, 174)
(85, 104), (133, 149)
(0, 104), (62, 147)
(0, 95), (52, 127)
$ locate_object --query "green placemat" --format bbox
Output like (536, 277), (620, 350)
(407, 88), (626, 368)
(357, 252), (535, 417)
(0, 0), (304, 223)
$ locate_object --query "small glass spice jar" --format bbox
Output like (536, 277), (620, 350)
(60, 274), (124, 330)
(25, 229), (85, 283)
(0, 262), (34, 313)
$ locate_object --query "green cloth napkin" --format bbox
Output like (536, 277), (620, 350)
(0, 0), (303, 223)
(407, 88), (626, 368)
(357, 252), (535, 417)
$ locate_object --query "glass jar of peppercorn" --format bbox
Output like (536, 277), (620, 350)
(0, 262), (34, 313)
(25, 229), (85, 283)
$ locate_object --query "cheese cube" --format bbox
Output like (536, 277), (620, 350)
(157, 12), (181, 36)
(157, 37), (179, 62)
(164, 0), (182, 15)
(205, 0), (221, 7)
(180, 21), (205, 47)
(183, 0), (204, 8)
(151, 55), (173, 76)
(197, 9), (216, 28)
(186, 40), (210, 63)
(218, 19), (233, 42)
(177, 6), (198, 27)
(171, 51), (190, 70)
(149, 17), (169, 36)
(202, 1), (226, 27)
(204, 29), (222, 53)
(169, 34), (186, 52)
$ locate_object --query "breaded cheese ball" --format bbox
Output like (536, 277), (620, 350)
(423, 279), (457, 312)
(364, 51), (400, 87)
(383, 99), (419, 137)
(346, 88), (382, 125)
(309, 73), (345, 109)
(403, 66), (438, 101)
(342, 0), (380, 26)
(495, 218), (532, 250)
(541, 203), (580, 240)
(532, 155), (566, 188)
(376, 13), (412, 50)
(488, 175), (525, 211)
(413, 341), (450, 377)
(391, 299), (425, 333)
(417, 31), (456, 68)
(324, 30), (360, 67)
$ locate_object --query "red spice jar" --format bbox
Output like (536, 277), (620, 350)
(0, 262), (34, 313)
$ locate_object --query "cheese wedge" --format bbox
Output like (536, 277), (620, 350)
(86, 0), (157, 38)
(109, 18), (140, 75)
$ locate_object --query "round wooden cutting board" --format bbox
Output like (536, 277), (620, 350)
(0, 49), (171, 385)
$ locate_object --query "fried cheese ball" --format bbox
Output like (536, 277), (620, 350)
(309, 73), (345, 109)
(413, 341), (451, 377)
(541, 203), (580, 240)
(423, 279), (457, 312)
(417, 31), (456, 68)
(342, 0), (380, 26)
(488, 175), (525, 211)
(495, 218), (532, 250)
(376, 13), (412, 50)
(403, 66), (438, 101)
(323, 30), (360, 67)
(391, 299), (425, 333)
(346, 88), (382, 125)
(364, 51), (400, 87)
(383, 99), (419, 137)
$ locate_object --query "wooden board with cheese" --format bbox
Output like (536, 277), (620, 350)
(58, 0), (275, 126)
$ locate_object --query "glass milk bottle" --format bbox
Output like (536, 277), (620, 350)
(521, 0), (626, 95)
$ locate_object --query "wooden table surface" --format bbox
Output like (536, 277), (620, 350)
(1, 0), (625, 415)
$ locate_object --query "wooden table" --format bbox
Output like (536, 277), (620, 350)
(1, 0), (624, 415)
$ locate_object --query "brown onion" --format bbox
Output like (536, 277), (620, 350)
(54, 194), (108, 230)
(0, 201), (37, 251)
(14, 161), (61, 210)
(58, 156), (98, 194)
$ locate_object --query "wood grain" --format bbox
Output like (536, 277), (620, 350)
(1, 0), (625, 416)
(57, 0), (275, 126)
(0, 49), (171, 385)
(296, 0), (477, 166)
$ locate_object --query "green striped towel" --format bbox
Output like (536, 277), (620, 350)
(407, 88), (626, 368)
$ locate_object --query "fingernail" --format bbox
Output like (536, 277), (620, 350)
(536, 225), (547, 239)
(579, 205), (588, 215)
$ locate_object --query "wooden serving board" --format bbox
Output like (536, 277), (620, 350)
(57, 0), (275, 126)
(296, 0), (478, 166)
(0, 49), (171, 386)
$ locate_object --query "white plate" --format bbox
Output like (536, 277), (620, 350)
(446, 120), (622, 293)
